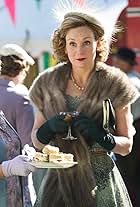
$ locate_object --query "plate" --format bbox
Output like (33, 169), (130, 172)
(30, 161), (78, 169)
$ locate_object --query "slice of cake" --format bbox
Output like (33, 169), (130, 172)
(49, 153), (63, 162)
(33, 152), (48, 162)
(33, 144), (74, 163)
(42, 145), (60, 155)
(62, 153), (74, 162)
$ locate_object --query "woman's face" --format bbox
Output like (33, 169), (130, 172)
(65, 26), (98, 70)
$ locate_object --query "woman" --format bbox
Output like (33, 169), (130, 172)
(0, 44), (35, 207)
(0, 110), (36, 207)
(0, 43), (35, 147)
(29, 11), (139, 207)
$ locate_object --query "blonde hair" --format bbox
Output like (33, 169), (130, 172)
(52, 12), (110, 63)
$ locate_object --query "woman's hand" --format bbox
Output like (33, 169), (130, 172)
(74, 113), (116, 150)
(36, 113), (69, 144)
(1, 155), (36, 177)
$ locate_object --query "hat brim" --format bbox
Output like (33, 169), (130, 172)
(0, 44), (35, 65)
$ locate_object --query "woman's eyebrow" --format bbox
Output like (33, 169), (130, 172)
(67, 36), (92, 41)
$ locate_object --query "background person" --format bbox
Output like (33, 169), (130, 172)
(29, 11), (139, 207)
(0, 44), (35, 206)
(0, 43), (35, 147)
(112, 47), (140, 207)
(0, 110), (36, 207)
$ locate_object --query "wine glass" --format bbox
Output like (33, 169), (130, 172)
(60, 111), (79, 140)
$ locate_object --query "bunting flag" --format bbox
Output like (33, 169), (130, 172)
(4, 0), (16, 24)
(73, 0), (85, 7)
(35, 0), (42, 10)
(43, 52), (57, 70)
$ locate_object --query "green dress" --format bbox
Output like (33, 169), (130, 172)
(34, 95), (133, 207)
(65, 94), (132, 207)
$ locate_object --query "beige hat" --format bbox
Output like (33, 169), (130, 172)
(0, 44), (35, 65)
(64, 12), (105, 36)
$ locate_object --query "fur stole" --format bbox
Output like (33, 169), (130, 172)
(29, 62), (139, 125)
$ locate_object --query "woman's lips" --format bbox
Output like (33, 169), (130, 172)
(76, 58), (86, 61)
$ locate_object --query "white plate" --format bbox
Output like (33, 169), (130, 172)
(30, 161), (78, 169)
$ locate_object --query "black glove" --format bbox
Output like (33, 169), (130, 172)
(73, 113), (116, 150)
(37, 114), (69, 144)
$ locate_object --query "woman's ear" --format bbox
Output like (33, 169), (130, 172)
(96, 40), (101, 51)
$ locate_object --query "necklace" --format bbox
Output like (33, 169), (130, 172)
(71, 73), (85, 91)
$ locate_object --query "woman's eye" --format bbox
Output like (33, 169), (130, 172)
(69, 42), (76, 46)
(84, 41), (91, 45)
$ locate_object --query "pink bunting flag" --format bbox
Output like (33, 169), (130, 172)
(73, 0), (85, 7)
(4, 0), (16, 24)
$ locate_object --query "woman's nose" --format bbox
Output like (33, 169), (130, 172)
(76, 45), (84, 54)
